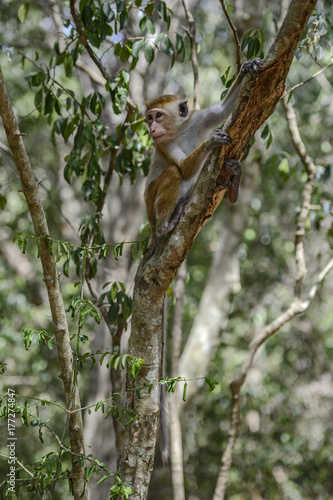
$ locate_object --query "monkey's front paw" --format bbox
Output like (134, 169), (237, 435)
(241, 57), (263, 76)
(213, 129), (232, 146)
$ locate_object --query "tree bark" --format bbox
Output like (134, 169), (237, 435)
(0, 66), (87, 500)
(118, 0), (317, 498)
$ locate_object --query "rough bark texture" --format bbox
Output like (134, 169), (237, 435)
(118, 0), (316, 497)
(0, 66), (87, 500)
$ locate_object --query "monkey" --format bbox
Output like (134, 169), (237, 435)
(144, 57), (262, 246)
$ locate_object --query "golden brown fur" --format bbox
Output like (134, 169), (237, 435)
(145, 94), (179, 110)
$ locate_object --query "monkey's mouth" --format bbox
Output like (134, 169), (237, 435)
(151, 135), (164, 143)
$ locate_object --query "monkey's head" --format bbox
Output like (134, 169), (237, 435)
(145, 94), (189, 144)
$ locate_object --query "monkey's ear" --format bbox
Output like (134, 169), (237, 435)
(178, 100), (188, 118)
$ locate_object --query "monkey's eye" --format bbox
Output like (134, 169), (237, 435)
(156, 112), (163, 119)
(147, 114), (153, 121)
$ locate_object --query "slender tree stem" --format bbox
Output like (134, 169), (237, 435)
(182, 0), (200, 109)
(219, 0), (241, 71)
(0, 66), (87, 500)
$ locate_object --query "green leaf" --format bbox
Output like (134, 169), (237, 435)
(18, 2), (30, 23)
(146, 18), (155, 35)
(120, 69), (130, 84)
(113, 354), (121, 370)
(183, 382), (187, 401)
(102, 2), (114, 22)
(139, 15), (147, 32)
(175, 33), (184, 54)
(111, 282), (118, 301)
(143, 42), (154, 63)
(81, 4), (93, 28)
(44, 91), (55, 115)
(261, 124), (270, 140)
(34, 88), (43, 108)
(129, 361), (142, 379)
(96, 473), (113, 485)
(121, 354), (128, 369)
(205, 376), (219, 393)
(160, 34), (173, 55)
(278, 157), (289, 175)
(132, 40), (143, 58)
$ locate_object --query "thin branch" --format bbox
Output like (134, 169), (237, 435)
(85, 275), (114, 338)
(219, 0), (241, 72)
(70, 0), (110, 81)
(74, 60), (139, 211)
(0, 454), (33, 478)
(283, 62), (333, 96)
(76, 59), (107, 86)
(182, 0), (200, 109)
(49, 0), (67, 52)
(17, 52), (90, 120)
(96, 101), (136, 214)
(0, 140), (13, 155)
(281, 94), (316, 295)
(170, 261), (187, 500)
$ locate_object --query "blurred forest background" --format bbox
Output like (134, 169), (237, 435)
(0, 0), (333, 499)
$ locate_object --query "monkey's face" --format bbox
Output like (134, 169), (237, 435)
(145, 108), (173, 144)
(145, 100), (190, 144)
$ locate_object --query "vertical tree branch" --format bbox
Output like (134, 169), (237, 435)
(70, 0), (110, 81)
(170, 262), (187, 500)
(182, 0), (200, 109)
(0, 66), (87, 500)
(281, 94), (317, 296)
(219, 0), (242, 71)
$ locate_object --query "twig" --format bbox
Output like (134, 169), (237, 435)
(97, 100), (136, 215)
(219, 0), (241, 72)
(182, 0), (200, 109)
(283, 62), (333, 96)
(69, 0), (110, 81)
(281, 95), (316, 295)
(85, 275), (114, 339)
(75, 59), (107, 86)
(0, 454), (33, 478)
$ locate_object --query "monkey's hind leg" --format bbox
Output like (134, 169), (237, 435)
(154, 165), (182, 239)
(225, 159), (243, 203)
(216, 159), (243, 203)
(167, 195), (189, 234)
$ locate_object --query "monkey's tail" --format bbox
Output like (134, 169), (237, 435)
(160, 294), (169, 464)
